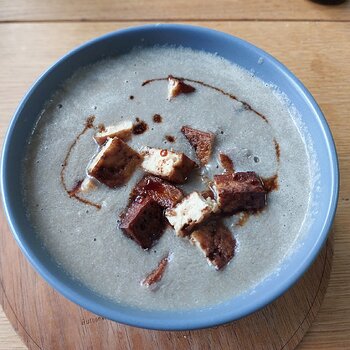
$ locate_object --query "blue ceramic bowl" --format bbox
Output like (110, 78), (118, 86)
(0, 24), (339, 330)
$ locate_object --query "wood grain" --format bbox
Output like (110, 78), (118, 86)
(0, 208), (334, 349)
(0, 0), (349, 22)
(0, 21), (350, 349)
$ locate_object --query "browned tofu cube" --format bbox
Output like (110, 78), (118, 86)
(214, 171), (266, 214)
(132, 175), (184, 209)
(141, 147), (197, 184)
(181, 126), (215, 166)
(120, 196), (165, 249)
(88, 137), (141, 188)
(94, 121), (133, 145)
(167, 75), (196, 100)
(191, 221), (236, 270)
(165, 192), (218, 237)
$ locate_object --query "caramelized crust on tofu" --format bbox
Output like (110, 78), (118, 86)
(191, 221), (236, 270)
(88, 137), (142, 188)
(132, 175), (184, 209)
(141, 255), (169, 287)
(141, 147), (196, 184)
(94, 121), (133, 145)
(167, 75), (196, 100)
(181, 126), (215, 166)
(165, 192), (218, 237)
(214, 171), (266, 214)
(120, 196), (165, 249)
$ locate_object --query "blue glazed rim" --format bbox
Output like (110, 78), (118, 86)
(0, 24), (339, 330)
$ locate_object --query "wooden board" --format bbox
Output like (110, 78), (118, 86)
(0, 0), (349, 22)
(0, 208), (334, 350)
(0, 21), (350, 349)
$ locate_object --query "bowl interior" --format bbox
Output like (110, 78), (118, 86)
(1, 24), (338, 330)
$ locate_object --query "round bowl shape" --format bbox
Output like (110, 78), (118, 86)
(0, 24), (339, 330)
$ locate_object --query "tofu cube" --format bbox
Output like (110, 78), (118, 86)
(190, 221), (236, 270)
(181, 125), (215, 166)
(88, 137), (141, 188)
(165, 192), (218, 237)
(120, 196), (165, 249)
(167, 75), (195, 100)
(213, 171), (266, 214)
(141, 147), (196, 184)
(94, 121), (133, 145)
(131, 175), (184, 209)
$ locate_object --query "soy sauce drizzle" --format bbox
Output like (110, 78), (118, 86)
(165, 135), (176, 143)
(60, 116), (102, 209)
(273, 138), (280, 164)
(153, 114), (163, 123)
(142, 76), (269, 123)
(68, 179), (83, 197)
(262, 174), (279, 193)
(133, 118), (148, 135)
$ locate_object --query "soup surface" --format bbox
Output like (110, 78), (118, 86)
(23, 47), (314, 310)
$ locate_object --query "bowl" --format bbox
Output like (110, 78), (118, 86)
(0, 24), (339, 330)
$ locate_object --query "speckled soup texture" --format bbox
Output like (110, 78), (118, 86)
(23, 47), (317, 311)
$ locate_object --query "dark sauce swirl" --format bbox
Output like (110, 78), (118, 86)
(142, 76), (269, 123)
(60, 116), (102, 209)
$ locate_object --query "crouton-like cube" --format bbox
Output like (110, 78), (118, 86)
(167, 75), (195, 100)
(120, 196), (165, 249)
(165, 192), (218, 237)
(94, 121), (133, 145)
(191, 221), (236, 270)
(88, 137), (142, 188)
(132, 175), (184, 209)
(141, 147), (196, 184)
(181, 126), (215, 166)
(214, 172), (266, 214)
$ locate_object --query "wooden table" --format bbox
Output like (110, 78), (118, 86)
(0, 0), (349, 348)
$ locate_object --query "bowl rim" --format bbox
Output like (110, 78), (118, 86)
(0, 23), (339, 330)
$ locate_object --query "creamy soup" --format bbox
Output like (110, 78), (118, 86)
(23, 47), (314, 310)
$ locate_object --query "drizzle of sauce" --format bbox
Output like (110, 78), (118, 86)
(273, 138), (280, 163)
(165, 135), (176, 143)
(219, 153), (235, 173)
(68, 180), (83, 196)
(142, 75), (269, 123)
(132, 119), (148, 135)
(60, 116), (102, 210)
(262, 174), (279, 193)
(142, 254), (169, 287)
(153, 114), (163, 123)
